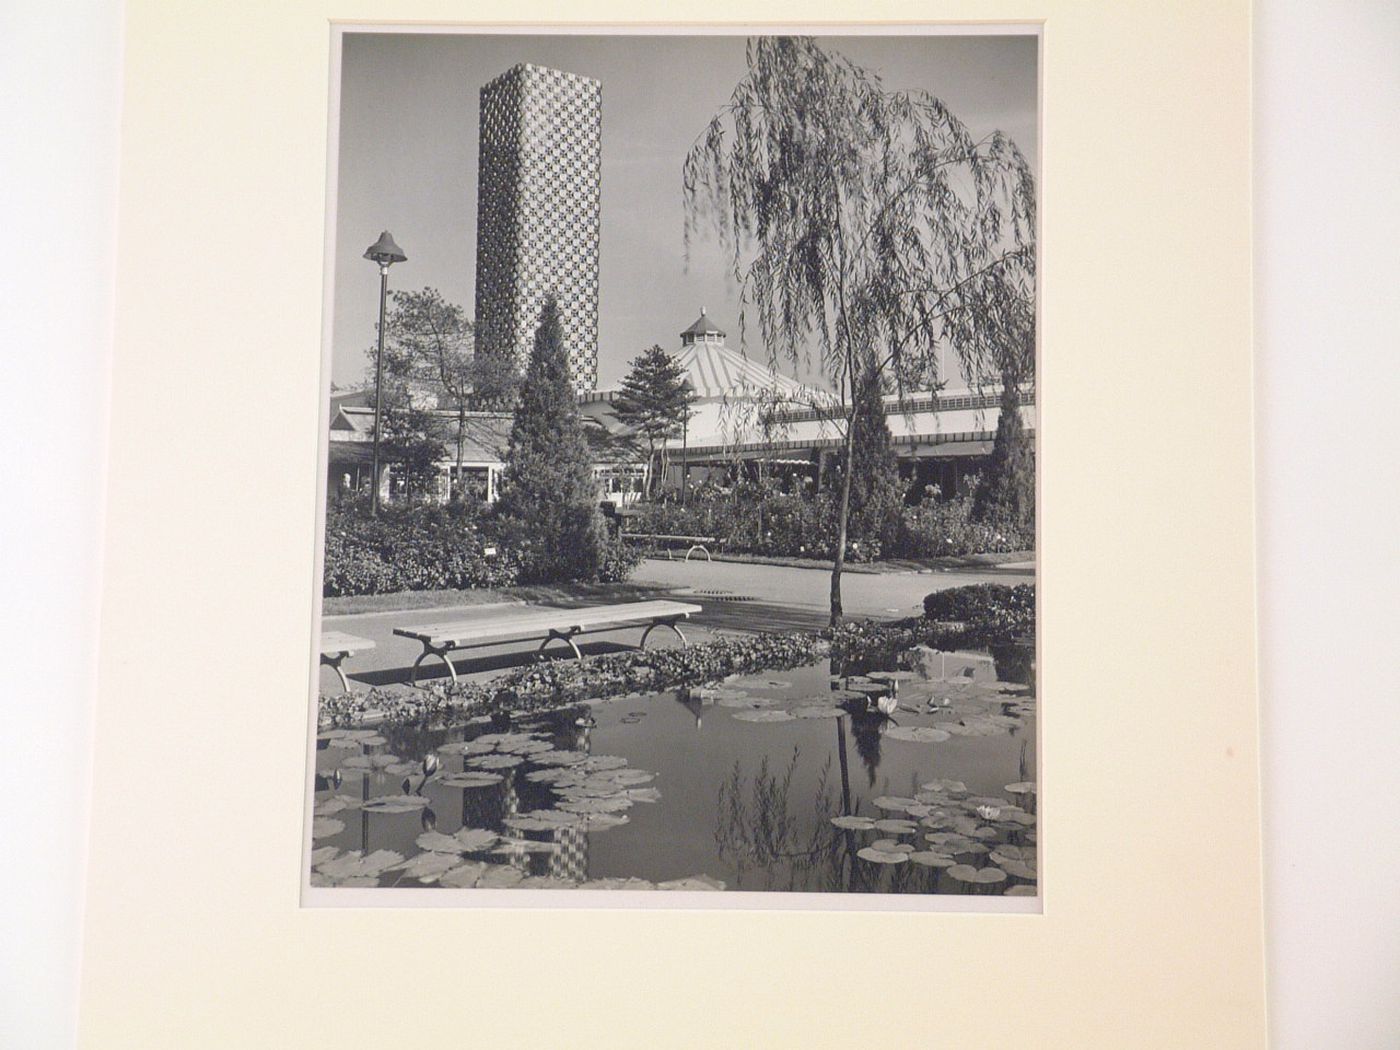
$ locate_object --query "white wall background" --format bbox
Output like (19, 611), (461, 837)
(1255, 2), (1400, 1046)
(0, 1), (1396, 1046)
(0, 0), (122, 1047)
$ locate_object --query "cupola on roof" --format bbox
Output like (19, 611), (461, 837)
(680, 307), (726, 343)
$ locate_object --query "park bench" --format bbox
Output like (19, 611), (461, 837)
(620, 531), (716, 562)
(393, 599), (703, 686)
(319, 630), (376, 693)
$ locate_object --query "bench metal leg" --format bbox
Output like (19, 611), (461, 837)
(640, 618), (688, 648)
(683, 544), (711, 563)
(410, 643), (459, 688)
(321, 651), (352, 694)
(537, 628), (584, 661)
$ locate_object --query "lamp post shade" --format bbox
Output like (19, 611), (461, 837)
(363, 230), (407, 267)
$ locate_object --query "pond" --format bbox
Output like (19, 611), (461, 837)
(310, 647), (1036, 896)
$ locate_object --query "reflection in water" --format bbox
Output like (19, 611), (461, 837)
(311, 652), (1037, 894)
(715, 748), (843, 892)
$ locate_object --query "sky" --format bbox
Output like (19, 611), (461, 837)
(331, 30), (1038, 390)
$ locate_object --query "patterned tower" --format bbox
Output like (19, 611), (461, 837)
(474, 63), (601, 394)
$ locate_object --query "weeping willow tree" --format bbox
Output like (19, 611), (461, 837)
(684, 37), (1036, 624)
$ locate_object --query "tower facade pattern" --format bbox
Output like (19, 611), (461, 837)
(474, 63), (601, 394)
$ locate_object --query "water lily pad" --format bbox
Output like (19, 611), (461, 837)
(473, 732), (536, 746)
(309, 873), (378, 888)
(1005, 884), (1038, 897)
(475, 863), (526, 888)
(323, 736), (364, 751)
(315, 849), (403, 880)
(361, 794), (430, 814)
(311, 817), (344, 839)
(830, 815), (876, 831)
(872, 796), (919, 812)
(1005, 782), (1036, 796)
(531, 749), (588, 766)
(947, 864), (1007, 885)
(581, 812), (630, 831)
(989, 845), (1032, 865)
(438, 740), (496, 757)
(716, 696), (772, 708)
(658, 874), (727, 891)
(869, 838), (915, 853)
(885, 726), (952, 744)
(497, 739), (554, 756)
(524, 768), (575, 784)
(384, 761), (420, 777)
(467, 754), (524, 770)
(579, 877), (657, 890)
(518, 875), (578, 889)
(415, 831), (467, 853)
(357, 735), (387, 747)
(857, 846), (910, 864)
(342, 754), (399, 771)
(438, 861), (487, 888)
(309, 846), (340, 866)
(578, 756), (627, 772)
(390, 850), (462, 883)
(874, 818), (918, 834)
(727, 676), (794, 690)
(791, 705), (844, 719)
(523, 809), (584, 828)
(908, 850), (956, 868)
(503, 814), (562, 833)
(591, 768), (655, 787)
(557, 796), (633, 814)
(921, 779), (968, 796)
(314, 795), (358, 817)
(732, 709), (795, 722)
(491, 837), (559, 855)
(625, 787), (662, 803)
(439, 771), (505, 789)
(1001, 860), (1037, 881)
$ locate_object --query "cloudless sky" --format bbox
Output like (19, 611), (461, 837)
(332, 30), (1037, 389)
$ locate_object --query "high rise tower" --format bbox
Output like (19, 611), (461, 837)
(474, 63), (601, 393)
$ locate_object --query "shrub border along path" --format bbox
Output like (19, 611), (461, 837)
(317, 584), (1035, 733)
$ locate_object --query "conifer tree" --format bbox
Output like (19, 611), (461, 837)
(973, 375), (1035, 533)
(822, 361), (904, 557)
(496, 299), (606, 580)
(612, 345), (695, 498)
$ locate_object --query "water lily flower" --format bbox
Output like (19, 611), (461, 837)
(422, 753), (439, 777)
(876, 694), (899, 717)
(976, 804), (1001, 820)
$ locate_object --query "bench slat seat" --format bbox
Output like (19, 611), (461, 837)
(319, 630), (375, 693)
(393, 600), (702, 686)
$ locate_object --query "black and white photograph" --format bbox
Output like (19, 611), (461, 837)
(307, 27), (1039, 899)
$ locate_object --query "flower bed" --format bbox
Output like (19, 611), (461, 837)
(319, 630), (830, 730)
(625, 487), (1032, 562)
(323, 505), (640, 596)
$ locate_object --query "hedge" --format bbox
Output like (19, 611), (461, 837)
(319, 630), (830, 730)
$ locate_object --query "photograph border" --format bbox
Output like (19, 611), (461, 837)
(302, 19), (1045, 914)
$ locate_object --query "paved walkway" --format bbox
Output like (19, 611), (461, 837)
(319, 557), (1033, 691)
(631, 556), (1031, 617)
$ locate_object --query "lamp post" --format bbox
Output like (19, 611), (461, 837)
(363, 231), (406, 516)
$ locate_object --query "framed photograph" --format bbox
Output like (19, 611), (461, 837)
(81, 0), (1266, 1045)
(306, 24), (1041, 909)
